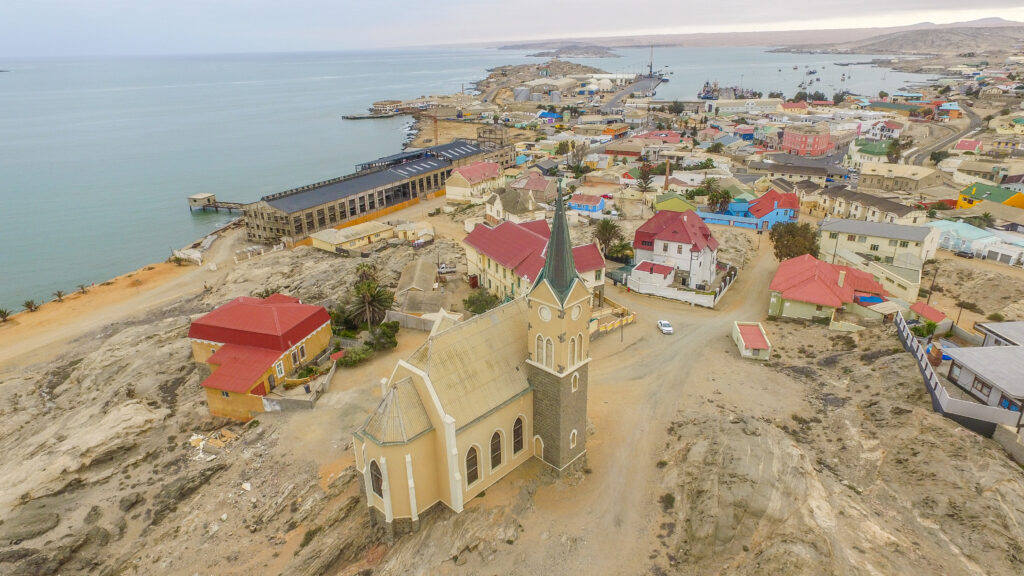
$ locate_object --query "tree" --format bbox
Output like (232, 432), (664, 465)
(568, 141), (590, 174)
(809, 91), (827, 102)
(886, 139), (903, 163)
(980, 212), (995, 227)
(463, 288), (499, 314)
(707, 142), (725, 154)
(792, 91), (809, 102)
(636, 163), (655, 195)
(555, 141), (570, 155)
(607, 240), (634, 262)
(832, 91), (847, 104)
(768, 222), (820, 261)
(354, 262), (378, 283)
(346, 281), (394, 329)
(878, 90), (889, 99)
(929, 150), (950, 164)
(0, 308), (10, 322)
(705, 181), (732, 213)
(768, 91), (784, 99)
(594, 219), (624, 254)
(369, 321), (401, 351)
(52, 290), (64, 302)
(23, 300), (39, 313)
(78, 284), (89, 295)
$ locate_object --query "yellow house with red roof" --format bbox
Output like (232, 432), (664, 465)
(188, 294), (332, 421)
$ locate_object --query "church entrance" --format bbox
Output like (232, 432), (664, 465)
(533, 436), (544, 460)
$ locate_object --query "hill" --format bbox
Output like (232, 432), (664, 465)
(822, 24), (1024, 55)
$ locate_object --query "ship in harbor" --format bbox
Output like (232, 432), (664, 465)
(697, 81), (761, 100)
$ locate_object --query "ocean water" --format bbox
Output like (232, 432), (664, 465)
(0, 47), (933, 310)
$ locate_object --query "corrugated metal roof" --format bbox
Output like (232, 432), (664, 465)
(407, 299), (531, 429)
(362, 377), (434, 445)
(265, 156), (451, 214)
(819, 218), (933, 242)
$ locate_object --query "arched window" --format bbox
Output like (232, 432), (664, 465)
(545, 338), (554, 369)
(513, 418), (524, 454)
(572, 373), (579, 393)
(370, 460), (383, 497)
(535, 334), (544, 365)
(577, 332), (584, 361)
(466, 447), (479, 485)
(568, 336), (577, 366)
(570, 429), (578, 449)
(490, 431), (503, 469)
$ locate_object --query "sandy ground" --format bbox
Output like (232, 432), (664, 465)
(923, 252), (1024, 328)
(4, 186), (1024, 575)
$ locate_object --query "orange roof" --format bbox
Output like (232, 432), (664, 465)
(451, 161), (501, 185)
(770, 254), (885, 308)
(202, 344), (281, 393)
(737, 324), (770, 350)
(910, 301), (947, 323)
(748, 190), (799, 219)
(188, 295), (330, 351)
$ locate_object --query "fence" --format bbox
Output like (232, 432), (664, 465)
(384, 310), (437, 332)
(894, 311), (1021, 437)
(593, 313), (637, 339)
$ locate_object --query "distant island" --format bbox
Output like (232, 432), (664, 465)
(500, 42), (619, 58)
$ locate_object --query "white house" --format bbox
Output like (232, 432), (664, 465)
(864, 120), (904, 141)
(445, 161), (503, 204)
(632, 209), (719, 290)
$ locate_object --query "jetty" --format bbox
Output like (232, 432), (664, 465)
(187, 193), (243, 213)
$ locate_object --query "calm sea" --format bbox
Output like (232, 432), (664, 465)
(0, 47), (933, 310)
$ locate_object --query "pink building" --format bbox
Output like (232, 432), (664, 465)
(780, 124), (833, 157)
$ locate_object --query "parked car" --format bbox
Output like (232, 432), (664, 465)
(954, 250), (974, 259)
(657, 320), (673, 334)
(601, 194), (614, 199)
(438, 263), (458, 273)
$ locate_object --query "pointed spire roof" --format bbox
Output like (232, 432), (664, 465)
(535, 181), (579, 304)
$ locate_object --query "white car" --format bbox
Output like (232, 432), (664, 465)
(657, 320), (673, 334)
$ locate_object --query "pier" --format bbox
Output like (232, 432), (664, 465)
(187, 193), (243, 213)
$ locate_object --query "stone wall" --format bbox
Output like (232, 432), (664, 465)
(528, 363), (588, 470)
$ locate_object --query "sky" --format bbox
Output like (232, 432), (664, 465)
(3, 0), (1024, 57)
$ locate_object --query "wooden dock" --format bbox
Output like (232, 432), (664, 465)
(188, 193), (243, 213)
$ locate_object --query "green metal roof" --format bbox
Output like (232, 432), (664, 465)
(960, 182), (1016, 203)
(854, 138), (892, 156)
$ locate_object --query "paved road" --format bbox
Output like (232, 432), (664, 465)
(907, 105), (983, 166)
(601, 77), (660, 113)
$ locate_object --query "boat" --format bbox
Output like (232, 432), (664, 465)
(807, 69), (817, 75)
(793, 66), (798, 70)
(698, 80), (720, 100)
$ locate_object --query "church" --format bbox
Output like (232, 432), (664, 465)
(352, 187), (591, 533)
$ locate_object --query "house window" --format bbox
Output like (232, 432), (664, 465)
(857, 236), (867, 243)
(513, 418), (524, 454)
(570, 429), (578, 449)
(490, 432), (503, 470)
(847, 234), (856, 241)
(870, 244), (880, 251)
(595, 269), (602, 281)
(662, 243), (668, 252)
(299, 344), (306, 360)
(676, 244), (683, 254)
(370, 461), (383, 497)
(815, 305), (823, 312)
(221, 391), (230, 398)
(972, 380), (992, 397)
(466, 447), (479, 485)
(572, 373), (579, 392)
(291, 350), (299, 365)
(275, 362), (285, 378)
(888, 239), (898, 247)
(829, 232), (839, 239)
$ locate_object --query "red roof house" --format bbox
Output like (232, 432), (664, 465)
(769, 254), (885, 315)
(954, 139), (983, 153)
(189, 295), (332, 420)
(748, 190), (800, 220)
(634, 130), (684, 144)
(464, 220), (605, 297)
(450, 161), (501, 185)
(910, 301), (947, 323)
(633, 210), (719, 254)
(781, 101), (809, 112)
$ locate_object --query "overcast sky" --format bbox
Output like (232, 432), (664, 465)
(3, 1), (1024, 57)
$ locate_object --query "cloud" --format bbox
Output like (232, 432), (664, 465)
(1, 0), (1022, 56)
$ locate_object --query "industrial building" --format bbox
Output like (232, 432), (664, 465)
(243, 142), (510, 244)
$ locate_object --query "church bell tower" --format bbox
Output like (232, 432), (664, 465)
(526, 184), (591, 470)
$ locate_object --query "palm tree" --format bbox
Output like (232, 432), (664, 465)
(354, 263), (378, 283)
(52, 290), (65, 302)
(0, 308), (11, 322)
(346, 281), (394, 329)
(23, 300), (39, 313)
(78, 284), (89, 295)
(594, 219), (623, 255)
(706, 180), (732, 213)
(607, 240), (634, 262)
(980, 212), (994, 227)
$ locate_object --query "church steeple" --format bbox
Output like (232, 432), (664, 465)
(535, 181), (578, 305)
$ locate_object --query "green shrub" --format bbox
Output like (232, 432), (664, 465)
(337, 345), (374, 367)
(659, 492), (675, 512)
(987, 312), (1005, 322)
(370, 321), (400, 350)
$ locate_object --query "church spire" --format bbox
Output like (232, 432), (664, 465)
(536, 180), (578, 304)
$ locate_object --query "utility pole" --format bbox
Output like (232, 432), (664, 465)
(926, 262), (940, 304)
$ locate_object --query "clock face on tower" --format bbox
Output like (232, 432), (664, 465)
(538, 305), (552, 322)
(571, 304), (582, 320)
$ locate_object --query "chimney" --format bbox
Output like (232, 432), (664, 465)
(838, 270), (846, 287)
